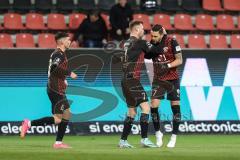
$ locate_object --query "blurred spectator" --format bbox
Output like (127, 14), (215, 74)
(73, 10), (108, 48)
(110, 0), (133, 42)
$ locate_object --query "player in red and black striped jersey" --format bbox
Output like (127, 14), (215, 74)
(20, 32), (78, 149)
(146, 24), (183, 148)
(118, 21), (165, 148)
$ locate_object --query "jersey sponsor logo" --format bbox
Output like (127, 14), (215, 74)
(146, 42), (153, 48)
(53, 57), (60, 65)
(60, 104), (65, 111)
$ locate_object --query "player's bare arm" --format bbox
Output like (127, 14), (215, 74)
(167, 52), (183, 68)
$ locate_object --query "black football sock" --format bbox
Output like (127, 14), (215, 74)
(151, 107), (160, 132)
(56, 118), (69, 142)
(121, 116), (134, 140)
(140, 113), (149, 139)
(171, 105), (181, 135)
(31, 117), (55, 126)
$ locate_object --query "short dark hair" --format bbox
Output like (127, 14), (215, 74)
(129, 21), (143, 31)
(89, 9), (100, 17)
(55, 32), (69, 42)
(151, 24), (163, 34)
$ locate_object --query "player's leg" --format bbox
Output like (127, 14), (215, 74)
(119, 79), (136, 148)
(20, 88), (62, 138)
(166, 79), (181, 148)
(119, 107), (136, 148)
(20, 115), (57, 138)
(52, 95), (72, 149)
(151, 99), (163, 147)
(53, 108), (72, 149)
(167, 100), (180, 148)
(150, 80), (167, 147)
(139, 101), (156, 148)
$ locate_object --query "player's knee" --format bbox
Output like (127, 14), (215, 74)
(63, 109), (72, 120)
(141, 106), (150, 114)
(54, 116), (62, 124)
(128, 111), (136, 118)
(171, 101), (180, 106)
(151, 99), (160, 108)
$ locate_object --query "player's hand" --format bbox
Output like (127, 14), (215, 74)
(163, 27), (167, 35)
(64, 80), (68, 86)
(70, 72), (77, 79)
(102, 39), (107, 44)
(117, 29), (122, 35)
(157, 62), (169, 70)
(125, 28), (130, 34)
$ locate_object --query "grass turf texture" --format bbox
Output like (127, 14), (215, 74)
(0, 135), (240, 160)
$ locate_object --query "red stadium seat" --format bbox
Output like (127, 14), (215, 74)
(195, 14), (215, 31)
(169, 34), (185, 48)
(153, 14), (174, 30)
(133, 14), (151, 30)
(202, 0), (223, 11)
(38, 33), (56, 48)
(209, 35), (228, 48)
(174, 14), (194, 30)
(188, 34), (207, 48)
(69, 13), (86, 30)
(4, 13), (24, 30)
(16, 33), (35, 48)
(223, 0), (240, 11)
(230, 35), (240, 48)
(216, 14), (236, 31)
(101, 13), (111, 30)
(26, 13), (46, 30)
(47, 13), (67, 30)
(0, 34), (13, 48)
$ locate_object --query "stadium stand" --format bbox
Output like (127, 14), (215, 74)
(174, 14), (195, 30)
(209, 34), (228, 48)
(195, 14), (215, 31)
(56, 0), (76, 12)
(153, 14), (174, 30)
(35, 0), (55, 12)
(0, 0), (239, 48)
(202, 0), (223, 11)
(181, 0), (202, 12)
(26, 13), (46, 30)
(3, 13), (25, 30)
(0, 33), (13, 48)
(223, 0), (240, 11)
(133, 13), (151, 30)
(38, 33), (56, 48)
(16, 33), (35, 48)
(188, 34), (207, 48)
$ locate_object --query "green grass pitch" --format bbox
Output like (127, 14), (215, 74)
(0, 135), (240, 160)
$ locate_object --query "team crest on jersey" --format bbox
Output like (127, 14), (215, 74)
(163, 47), (168, 53)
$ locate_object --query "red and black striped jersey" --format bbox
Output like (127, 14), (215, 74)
(152, 35), (181, 80)
(123, 36), (164, 80)
(47, 48), (71, 95)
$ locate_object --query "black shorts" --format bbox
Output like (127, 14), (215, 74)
(151, 79), (180, 101)
(47, 88), (70, 114)
(121, 78), (148, 107)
